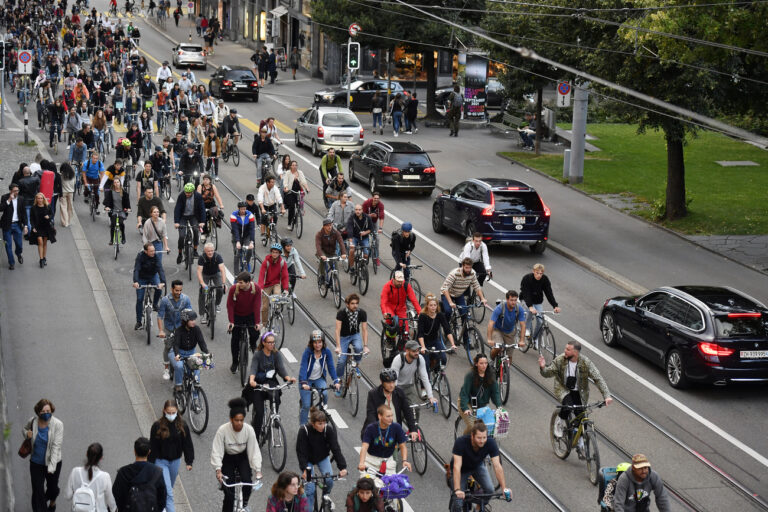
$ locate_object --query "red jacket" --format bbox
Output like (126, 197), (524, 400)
(380, 279), (421, 318)
(258, 255), (290, 290)
(227, 282), (262, 323)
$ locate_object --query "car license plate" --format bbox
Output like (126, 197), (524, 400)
(402, 175), (420, 180)
(235, 84), (246, 89)
(740, 350), (768, 358)
(334, 136), (353, 141)
(513, 216), (525, 224)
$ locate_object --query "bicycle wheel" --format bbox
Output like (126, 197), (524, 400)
(463, 326), (484, 365)
(358, 263), (369, 295)
(144, 303), (152, 345)
(549, 410), (571, 459)
(500, 360), (511, 405)
(287, 294), (295, 325)
(318, 270), (328, 298)
(346, 369), (359, 416)
(232, 145), (240, 166)
(350, 260), (358, 285)
(90, 198), (96, 222)
(221, 146), (229, 163)
(188, 386), (209, 434)
(454, 415), (467, 440)
(471, 292), (486, 323)
(208, 292), (216, 340)
(186, 243), (192, 281)
(268, 418), (287, 472)
(331, 273), (342, 308)
(410, 427), (428, 475)
(113, 229), (120, 260)
(410, 278), (422, 304)
(436, 373), (452, 419)
(272, 312), (285, 350)
(174, 386), (187, 415)
(380, 331), (396, 368)
(485, 455), (502, 490)
(295, 209), (303, 238)
(540, 327), (557, 366)
(209, 222), (218, 250)
(261, 227), (269, 246)
(239, 338), (249, 388)
(584, 427), (600, 485)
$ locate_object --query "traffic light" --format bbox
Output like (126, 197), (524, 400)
(0, 40), (5, 71)
(348, 42), (360, 71)
(266, 19), (273, 38)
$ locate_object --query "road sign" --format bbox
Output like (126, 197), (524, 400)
(17, 50), (32, 75)
(557, 81), (571, 107)
(349, 23), (361, 37)
(348, 42), (360, 71)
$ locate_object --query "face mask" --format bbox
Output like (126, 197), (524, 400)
(39, 412), (52, 421)
(165, 413), (177, 422)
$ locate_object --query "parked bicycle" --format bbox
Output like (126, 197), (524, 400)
(173, 352), (212, 434)
(550, 401), (605, 485)
(251, 382), (293, 472)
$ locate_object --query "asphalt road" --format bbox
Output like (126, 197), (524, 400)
(4, 4), (768, 512)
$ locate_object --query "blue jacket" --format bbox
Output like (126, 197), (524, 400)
(173, 191), (206, 224)
(230, 210), (256, 243)
(298, 347), (340, 386)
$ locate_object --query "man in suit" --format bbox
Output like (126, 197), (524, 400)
(1, 183), (29, 270)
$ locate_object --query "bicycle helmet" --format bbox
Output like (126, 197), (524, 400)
(230, 108), (237, 114)
(379, 368), (398, 383)
(237, 201), (247, 208)
(121, 139), (132, 147)
(183, 183), (195, 193)
(401, 222), (412, 232)
(310, 330), (323, 341)
(616, 462), (631, 473)
(281, 238), (293, 247)
(270, 242), (282, 252)
(154, 145), (162, 152)
(180, 308), (197, 322)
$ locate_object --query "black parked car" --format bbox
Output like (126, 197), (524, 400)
(349, 141), (435, 196)
(432, 178), (550, 252)
(209, 66), (259, 101)
(314, 80), (407, 110)
(600, 286), (768, 388)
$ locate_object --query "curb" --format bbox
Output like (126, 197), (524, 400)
(497, 152), (768, 281)
(0, 317), (13, 512)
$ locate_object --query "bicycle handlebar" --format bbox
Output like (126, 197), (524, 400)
(304, 472), (346, 482)
(220, 475), (264, 489)
(251, 382), (293, 392)
(424, 348), (456, 354)
(339, 351), (369, 357)
(555, 400), (606, 410)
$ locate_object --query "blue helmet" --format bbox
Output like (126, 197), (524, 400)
(401, 222), (412, 232)
(270, 242), (283, 252)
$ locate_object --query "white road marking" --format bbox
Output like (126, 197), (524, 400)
(327, 408), (348, 429)
(277, 142), (768, 470)
(280, 347), (297, 363)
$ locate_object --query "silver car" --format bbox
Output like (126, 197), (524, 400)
(172, 43), (207, 70)
(294, 106), (364, 156)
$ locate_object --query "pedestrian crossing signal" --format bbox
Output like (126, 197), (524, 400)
(348, 42), (360, 71)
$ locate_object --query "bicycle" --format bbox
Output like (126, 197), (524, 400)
(407, 402), (435, 476)
(338, 349), (367, 417)
(181, 220), (196, 280)
(285, 189), (304, 238)
(304, 472), (345, 512)
(234, 244), (254, 274)
(489, 341), (518, 405)
(107, 208), (124, 259)
(204, 207), (219, 250)
(142, 129), (153, 159)
(173, 352), (212, 434)
(71, 161), (83, 195)
(158, 172), (172, 200)
(228, 323), (254, 387)
(221, 474), (263, 512)
(363, 465), (412, 512)
(522, 311), (557, 366)
(261, 209), (281, 247)
(286, 276), (298, 325)
(390, 264), (423, 304)
(349, 239), (370, 295)
(370, 230), (380, 274)
(221, 135), (240, 166)
(450, 488), (511, 512)
(424, 348), (454, 419)
(158, 109), (175, 136)
(453, 400), (507, 491)
(317, 256), (342, 308)
(467, 287), (487, 324)
(201, 280), (224, 340)
(50, 121), (61, 155)
(550, 401), (605, 485)
(380, 312), (415, 368)
(250, 382), (292, 472)
(86, 183), (98, 222)
(264, 293), (289, 350)
(449, 305), (485, 365)
(138, 284), (158, 345)
(306, 385), (336, 430)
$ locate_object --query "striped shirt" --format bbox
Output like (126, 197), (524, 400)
(441, 267), (481, 297)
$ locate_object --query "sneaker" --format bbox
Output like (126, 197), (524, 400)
(405, 131), (412, 135)
(134, 322), (143, 330)
(215, 176), (220, 181)
(200, 234), (206, 243)
(553, 417), (565, 438)
(393, 131), (398, 137)
(334, 389), (342, 397)
(230, 363), (238, 374)
(162, 367), (170, 380)
(414, 128), (419, 133)
(176, 253), (183, 264)
(216, 305), (221, 313)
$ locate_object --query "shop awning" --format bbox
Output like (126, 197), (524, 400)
(271, 5), (288, 17)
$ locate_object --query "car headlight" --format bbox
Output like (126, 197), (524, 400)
(322, 94), (334, 100)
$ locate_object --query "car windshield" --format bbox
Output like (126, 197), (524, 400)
(180, 45), (203, 52)
(493, 191), (543, 213)
(227, 71), (256, 81)
(322, 113), (360, 127)
(389, 153), (431, 167)
(714, 315), (766, 338)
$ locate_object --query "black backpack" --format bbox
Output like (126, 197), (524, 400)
(389, 229), (401, 248)
(125, 467), (161, 511)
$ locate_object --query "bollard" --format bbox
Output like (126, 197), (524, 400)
(24, 106), (29, 143)
(562, 149), (571, 180)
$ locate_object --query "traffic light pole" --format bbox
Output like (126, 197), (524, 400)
(346, 36), (351, 109)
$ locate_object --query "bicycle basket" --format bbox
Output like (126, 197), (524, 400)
(145, 100), (154, 108)
(380, 474), (413, 500)
(493, 408), (510, 439)
(476, 406), (496, 435)
(186, 354), (213, 370)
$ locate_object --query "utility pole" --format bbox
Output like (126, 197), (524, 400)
(568, 84), (589, 184)
(346, 36), (351, 109)
(346, 23), (360, 109)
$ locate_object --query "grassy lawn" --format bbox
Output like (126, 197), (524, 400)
(500, 123), (768, 235)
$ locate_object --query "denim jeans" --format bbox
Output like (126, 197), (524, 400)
(152, 240), (164, 265)
(135, 275), (162, 323)
(454, 463), (494, 510)
(525, 302), (543, 337)
(169, 347), (199, 386)
(303, 456), (334, 511)
(3, 222), (24, 265)
(372, 111), (383, 128)
(392, 111), (403, 133)
(336, 332), (363, 377)
(256, 153), (272, 181)
(424, 333), (448, 368)
(154, 457), (181, 512)
(350, 235), (370, 257)
(25, 205), (33, 233)
(299, 377), (328, 425)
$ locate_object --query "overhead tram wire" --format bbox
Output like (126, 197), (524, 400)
(365, 0), (768, 13)
(384, 0), (768, 148)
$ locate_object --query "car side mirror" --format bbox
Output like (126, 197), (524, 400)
(626, 298), (636, 307)
(442, 189), (451, 196)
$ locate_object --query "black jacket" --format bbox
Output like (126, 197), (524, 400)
(18, 175), (41, 206)
(346, 213), (372, 239)
(362, 385), (416, 439)
(149, 419), (195, 466)
(391, 231), (416, 255)
(104, 189), (131, 212)
(171, 324), (209, 354)
(0, 193), (28, 231)
(296, 423), (347, 470)
(251, 136), (274, 157)
(112, 461), (166, 511)
(520, 272), (558, 308)
(133, 250), (167, 283)
(173, 191), (206, 223)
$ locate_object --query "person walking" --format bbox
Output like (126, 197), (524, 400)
(23, 398), (64, 512)
(64, 443), (117, 512)
(612, 454), (671, 512)
(447, 85), (464, 137)
(58, 163), (76, 227)
(30, 193), (56, 268)
(371, 92), (385, 135)
(1, 182), (29, 270)
(149, 400), (195, 512)
(404, 92), (418, 134)
(112, 437), (166, 511)
(389, 93), (405, 137)
(289, 47), (300, 79)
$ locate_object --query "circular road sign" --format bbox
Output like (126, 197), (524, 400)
(18, 51), (32, 64)
(349, 23), (361, 37)
(558, 82), (571, 95)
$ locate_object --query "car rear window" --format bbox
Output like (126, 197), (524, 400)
(226, 71), (256, 80)
(715, 315), (766, 338)
(180, 45), (203, 52)
(389, 153), (431, 168)
(321, 113), (360, 127)
(493, 191), (543, 213)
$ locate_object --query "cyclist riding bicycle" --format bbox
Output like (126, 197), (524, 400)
(520, 263), (561, 341)
(226, 271), (263, 373)
(345, 477), (385, 512)
(103, 178), (130, 245)
(247, 331), (297, 434)
(101, 159), (127, 193)
(220, 108), (241, 149)
(358, 403), (412, 487)
(417, 294), (457, 369)
(157, 280), (193, 380)
(169, 309), (210, 392)
(298, 330), (341, 425)
(334, 293), (370, 380)
(280, 238), (306, 291)
(47, 98), (66, 148)
(115, 138), (133, 169)
(230, 201), (256, 274)
(458, 354), (501, 432)
(391, 340), (437, 408)
(251, 126), (275, 183)
(487, 290), (527, 360)
(319, 148), (343, 186)
(212, 398), (263, 512)
(257, 175), (285, 242)
(68, 137), (88, 167)
(390, 222), (415, 281)
(173, 182), (206, 264)
(197, 242), (227, 319)
(135, 160), (159, 199)
(362, 191), (385, 234)
(258, 242), (290, 322)
(170, 132), (188, 172)
(459, 232), (492, 287)
(441, 258), (488, 326)
(198, 174), (224, 237)
(139, 74), (157, 109)
(315, 219), (346, 285)
(380, 270), (421, 340)
(323, 172), (349, 210)
(362, 369), (417, 443)
(82, 151), (105, 210)
(178, 143), (204, 188)
(347, 203), (373, 265)
(149, 145), (172, 189)
(327, 191), (353, 241)
(132, 243), (167, 330)
(538, 341), (612, 440)
(297, 406), (348, 511)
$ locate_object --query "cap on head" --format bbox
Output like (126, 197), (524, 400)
(632, 454), (651, 469)
(401, 222), (412, 232)
(322, 218), (333, 226)
(394, 270), (405, 281)
(155, 145), (163, 151)
(405, 340), (420, 351)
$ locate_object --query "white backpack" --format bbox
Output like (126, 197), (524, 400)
(72, 468), (97, 512)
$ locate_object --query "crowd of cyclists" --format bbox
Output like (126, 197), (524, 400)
(2, 2), (653, 511)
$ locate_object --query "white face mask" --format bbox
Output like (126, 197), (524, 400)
(165, 413), (177, 422)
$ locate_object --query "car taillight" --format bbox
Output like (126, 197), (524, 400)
(727, 312), (761, 318)
(251, 81), (259, 88)
(360, 128), (364, 139)
(699, 342), (734, 357)
(222, 80), (233, 86)
(317, 126), (324, 138)
(178, 50), (184, 55)
(382, 166), (399, 173)
(482, 193), (496, 216)
(543, 200), (551, 217)
(423, 166), (436, 174)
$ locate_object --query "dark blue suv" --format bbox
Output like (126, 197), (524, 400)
(431, 178), (550, 253)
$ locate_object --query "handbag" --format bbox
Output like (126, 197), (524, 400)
(18, 437), (32, 458)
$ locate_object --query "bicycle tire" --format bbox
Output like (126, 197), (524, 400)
(342, 251), (350, 273)
(500, 360), (510, 405)
(380, 330), (396, 368)
(232, 145), (240, 166)
(410, 428), (428, 475)
(221, 146), (229, 162)
(295, 209), (303, 238)
(287, 294), (295, 325)
(549, 410), (571, 459)
(436, 373), (452, 419)
(208, 291), (216, 340)
(350, 260), (358, 285)
(272, 312), (285, 350)
(318, 271), (329, 298)
(268, 419), (287, 472)
(358, 263), (369, 295)
(331, 273), (342, 308)
(463, 326), (484, 365)
(186, 242), (192, 280)
(346, 370), (359, 416)
(163, 179), (171, 200)
(209, 222), (218, 250)
(585, 427), (600, 485)
(113, 229), (120, 260)
(454, 415), (467, 440)
(90, 197), (96, 222)
(540, 327), (557, 366)
(239, 337), (249, 388)
(471, 292), (486, 323)
(174, 387), (186, 415)
(520, 323), (533, 353)
(144, 302), (152, 345)
(188, 385), (209, 434)
(410, 278), (422, 304)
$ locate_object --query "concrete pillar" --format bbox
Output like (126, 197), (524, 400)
(568, 85), (588, 184)
(563, 148), (571, 180)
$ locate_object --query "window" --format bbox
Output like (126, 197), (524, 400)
(307, 110), (318, 124)
(684, 307), (705, 331)
(321, 113), (360, 128)
(368, 148), (386, 162)
(299, 109), (311, 123)
(715, 315), (765, 338)
(493, 191), (543, 213)
(658, 297), (690, 326)
(637, 292), (667, 314)
(388, 153), (431, 168)
(452, 183), (468, 197)
(463, 184), (486, 202)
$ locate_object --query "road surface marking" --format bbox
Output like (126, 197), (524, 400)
(280, 347), (297, 363)
(327, 408), (348, 429)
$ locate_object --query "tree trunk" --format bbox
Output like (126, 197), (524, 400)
(534, 88), (543, 155)
(424, 49), (438, 119)
(664, 133), (687, 220)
